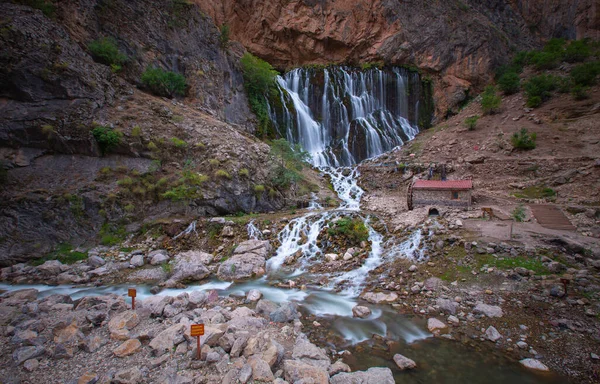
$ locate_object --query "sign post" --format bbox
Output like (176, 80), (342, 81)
(128, 288), (136, 310)
(190, 324), (205, 360)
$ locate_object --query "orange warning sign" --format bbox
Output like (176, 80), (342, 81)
(128, 288), (137, 298)
(191, 324), (205, 337)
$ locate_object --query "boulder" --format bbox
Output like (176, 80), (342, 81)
(427, 318), (448, 333)
(352, 305), (371, 318)
(233, 240), (272, 257)
(330, 367), (394, 384)
(270, 302), (299, 323)
(37, 260), (65, 275)
(77, 372), (99, 384)
(164, 251), (211, 287)
(23, 358), (39, 372)
(108, 311), (140, 340)
(393, 353), (417, 370)
(149, 323), (186, 356)
(328, 360), (351, 376)
(13, 346), (45, 365)
(246, 289), (262, 302)
(149, 250), (169, 265)
(292, 335), (329, 361)
(217, 253), (266, 281)
(248, 355), (275, 381)
(141, 295), (173, 317)
(283, 359), (329, 384)
(436, 298), (458, 315)
(81, 335), (106, 353)
(424, 277), (443, 291)
(520, 358), (549, 371)
(87, 255), (106, 268)
(361, 292), (398, 304)
(53, 322), (84, 344)
(485, 326), (502, 342)
(113, 367), (143, 384)
(113, 339), (142, 357)
(188, 291), (208, 307)
(473, 303), (503, 318)
(129, 254), (144, 268)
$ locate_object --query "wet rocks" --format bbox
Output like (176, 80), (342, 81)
(473, 303), (503, 318)
(269, 302), (299, 323)
(520, 358), (549, 371)
(352, 305), (371, 318)
(163, 251), (211, 287)
(246, 289), (262, 302)
(217, 240), (271, 281)
(393, 353), (417, 370)
(129, 254), (144, 268)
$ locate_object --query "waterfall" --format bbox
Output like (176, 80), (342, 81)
(268, 66), (424, 166)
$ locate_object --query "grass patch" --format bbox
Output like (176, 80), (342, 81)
(99, 223), (127, 246)
(464, 115), (479, 131)
(327, 217), (369, 244)
(511, 128), (536, 150)
(31, 243), (88, 266)
(141, 67), (187, 97)
(513, 185), (556, 199)
(477, 254), (550, 275)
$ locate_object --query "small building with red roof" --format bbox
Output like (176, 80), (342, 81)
(408, 179), (473, 210)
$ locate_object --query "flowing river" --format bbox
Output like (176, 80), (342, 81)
(0, 66), (568, 383)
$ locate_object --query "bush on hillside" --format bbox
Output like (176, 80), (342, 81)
(523, 74), (557, 107)
(464, 115), (479, 131)
(240, 53), (279, 138)
(92, 125), (122, 155)
(570, 61), (600, 87)
(564, 39), (592, 63)
(497, 71), (520, 95)
(511, 128), (537, 150)
(141, 67), (187, 98)
(480, 86), (501, 115)
(88, 37), (128, 72)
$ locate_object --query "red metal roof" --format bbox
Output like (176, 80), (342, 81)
(413, 179), (473, 190)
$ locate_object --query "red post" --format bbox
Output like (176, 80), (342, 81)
(197, 335), (201, 360)
(128, 288), (137, 310)
(132, 296), (135, 310)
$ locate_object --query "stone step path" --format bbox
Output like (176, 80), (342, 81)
(529, 204), (576, 231)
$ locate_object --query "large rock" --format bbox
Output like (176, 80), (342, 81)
(292, 334), (329, 361)
(129, 254), (144, 268)
(233, 240), (272, 257)
(149, 323), (186, 356)
(37, 260), (66, 275)
(53, 322), (84, 344)
(108, 311), (140, 340)
(217, 253), (266, 281)
(485, 326), (502, 342)
(13, 346), (45, 365)
(87, 255), (105, 268)
(164, 251), (211, 287)
(473, 303), (503, 318)
(393, 353), (417, 370)
(113, 367), (143, 384)
(141, 295), (173, 317)
(270, 302), (299, 323)
(283, 359), (329, 384)
(352, 305), (371, 318)
(520, 358), (549, 371)
(361, 292), (398, 304)
(330, 367), (394, 384)
(113, 339), (142, 357)
(248, 355), (275, 381)
(436, 298), (458, 315)
(149, 250), (170, 265)
(427, 318), (448, 333)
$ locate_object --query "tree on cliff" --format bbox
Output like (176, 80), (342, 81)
(240, 53), (279, 138)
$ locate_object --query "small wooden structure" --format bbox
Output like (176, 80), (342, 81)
(408, 179), (473, 210)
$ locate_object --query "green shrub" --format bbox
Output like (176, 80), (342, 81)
(88, 37), (128, 71)
(141, 67), (187, 97)
(117, 176), (134, 187)
(557, 77), (572, 93)
(511, 128), (537, 150)
(570, 61), (600, 86)
(239, 168), (250, 177)
(240, 53), (278, 138)
(497, 72), (520, 95)
(270, 139), (310, 189)
(327, 217), (369, 243)
(219, 24), (230, 48)
(41, 124), (55, 137)
(170, 137), (187, 148)
(147, 141), (158, 151)
(511, 205), (526, 222)
(209, 159), (220, 167)
(16, 0), (56, 18)
(99, 223), (126, 246)
(523, 74), (557, 107)
(124, 203), (135, 212)
(254, 184), (265, 194)
(464, 115), (479, 131)
(131, 126), (142, 137)
(572, 85), (589, 100)
(480, 86), (501, 115)
(564, 39), (591, 63)
(92, 125), (122, 155)
(31, 243), (88, 266)
(215, 169), (232, 179)
(528, 51), (560, 70)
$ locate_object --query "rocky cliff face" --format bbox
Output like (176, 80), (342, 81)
(195, 0), (599, 118)
(0, 1), (314, 265)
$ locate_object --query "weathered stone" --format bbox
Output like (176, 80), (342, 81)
(352, 305), (371, 318)
(113, 339), (142, 357)
(149, 323), (186, 356)
(108, 311), (140, 340)
(328, 360), (351, 376)
(233, 240), (272, 257)
(38, 260), (65, 275)
(217, 253), (266, 281)
(283, 359), (329, 384)
(239, 363), (252, 383)
(149, 250), (170, 265)
(436, 298), (458, 315)
(520, 358), (549, 371)
(188, 291), (208, 307)
(485, 326), (502, 342)
(292, 335), (329, 361)
(427, 318), (447, 333)
(53, 343), (74, 359)
(393, 353), (417, 370)
(201, 325), (225, 347)
(87, 255), (106, 268)
(164, 251), (212, 287)
(361, 292), (398, 304)
(23, 358), (39, 372)
(270, 302), (299, 323)
(77, 372), (98, 384)
(81, 334), (106, 353)
(113, 367), (143, 384)
(424, 277), (443, 291)
(330, 367), (394, 384)
(221, 226), (235, 237)
(473, 303), (503, 318)
(53, 322), (84, 344)
(248, 355), (275, 381)
(13, 346), (45, 365)
(246, 289), (262, 302)
(142, 295), (173, 317)
(129, 254), (144, 268)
